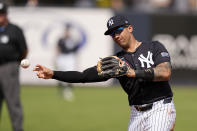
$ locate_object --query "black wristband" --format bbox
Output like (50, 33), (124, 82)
(134, 68), (154, 81)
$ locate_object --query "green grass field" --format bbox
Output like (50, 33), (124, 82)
(0, 85), (197, 131)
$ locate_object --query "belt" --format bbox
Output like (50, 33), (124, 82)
(134, 97), (172, 112)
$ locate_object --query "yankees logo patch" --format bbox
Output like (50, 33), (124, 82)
(138, 51), (154, 68)
(108, 19), (114, 26)
(161, 52), (169, 57)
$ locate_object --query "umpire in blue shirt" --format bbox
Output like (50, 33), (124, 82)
(0, 2), (28, 131)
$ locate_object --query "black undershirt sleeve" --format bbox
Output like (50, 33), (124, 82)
(52, 66), (109, 83)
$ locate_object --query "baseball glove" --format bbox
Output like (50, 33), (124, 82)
(97, 56), (130, 78)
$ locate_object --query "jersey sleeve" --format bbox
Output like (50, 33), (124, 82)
(52, 66), (109, 83)
(153, 41), (171, 66)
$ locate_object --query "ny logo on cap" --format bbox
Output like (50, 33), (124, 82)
(108, 19), (114, 27)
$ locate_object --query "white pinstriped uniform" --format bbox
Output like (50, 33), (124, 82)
(128, 98), (176, 131)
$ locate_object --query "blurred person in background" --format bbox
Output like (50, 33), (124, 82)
(130, 0), (154, 11)
(150, 0), (172, 9)
(171, 0), (190, 12)
(0, 2), (28, 131)
(74, 0), (96, 7)
(131, 0), (172, 12)
(189, 0), (197, 11)
(26, 0), (39, 7)
(55, 24), (81, 101)
(110, 0), (125, 11)
(1, 0), (13, 6)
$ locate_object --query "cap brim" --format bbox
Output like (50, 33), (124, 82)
(104, 26), (121, 35)
(104, 29), (113, 35)
(104, 24), (129, 35)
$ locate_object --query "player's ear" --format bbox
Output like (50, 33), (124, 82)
(128, 25), (133, 33)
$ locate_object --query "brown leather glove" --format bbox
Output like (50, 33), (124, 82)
(97, 56), (130, 78)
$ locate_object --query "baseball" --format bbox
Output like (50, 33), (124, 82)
(20, 59), (30, 68)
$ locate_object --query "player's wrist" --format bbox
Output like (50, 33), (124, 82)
(50, 70), (54, 78)
(134, 68), (154, 81)
(126, 69), (136, 77)
(51, 70), (56, 79)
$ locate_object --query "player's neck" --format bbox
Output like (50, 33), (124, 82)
(126, 37), (141, 52)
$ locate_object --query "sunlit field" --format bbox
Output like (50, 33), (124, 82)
(1, 85), (197, 131)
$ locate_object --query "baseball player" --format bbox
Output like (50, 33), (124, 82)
(0, 2), (28, 131)
(56, 24), (80, 101)
(34, 15), (176, 131)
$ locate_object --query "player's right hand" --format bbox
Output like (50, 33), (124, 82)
(33, 64), (54, 79)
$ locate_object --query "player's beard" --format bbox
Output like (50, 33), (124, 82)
(116, 41), (130, 50)
(115, 37), (131, 50)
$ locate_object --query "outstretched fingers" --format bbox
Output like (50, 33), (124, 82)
(33, 64), (44, 71)
(36, 70), (43, 78)
(33, 64), (54, 79)
(33, 64), (46, 79)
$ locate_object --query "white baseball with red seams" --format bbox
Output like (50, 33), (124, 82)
(20, 59), (30, 68)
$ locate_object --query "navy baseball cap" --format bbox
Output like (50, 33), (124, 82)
(104, 15), (130, 35)
(0, 2), (7, 14)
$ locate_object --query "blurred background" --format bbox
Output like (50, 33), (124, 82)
(1, 0), (197, 131)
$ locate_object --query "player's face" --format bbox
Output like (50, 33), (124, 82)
(111, 25), (133, 49)
(0, 14), (7, 26)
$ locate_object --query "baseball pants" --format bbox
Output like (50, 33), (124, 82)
(0, 62), (23, 131)
(128, 98), (176, 131)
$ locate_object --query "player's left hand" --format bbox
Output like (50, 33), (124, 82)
(97, 56), (130, 78)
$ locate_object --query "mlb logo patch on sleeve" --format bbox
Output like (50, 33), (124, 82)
(161, 52), (169, 57)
